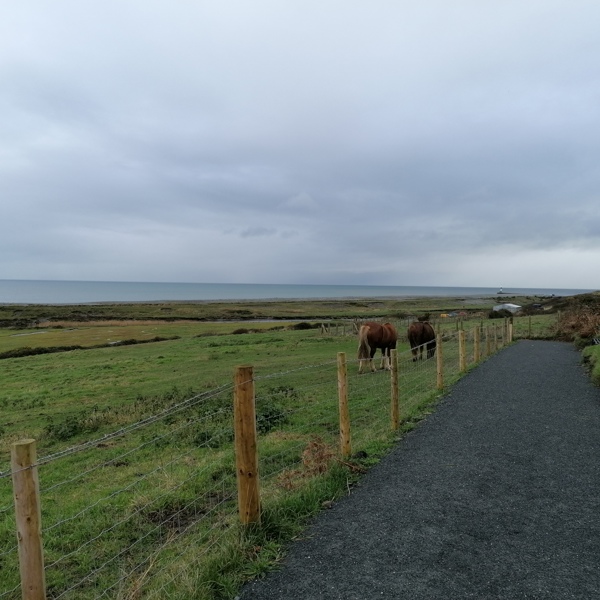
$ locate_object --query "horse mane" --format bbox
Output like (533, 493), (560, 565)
(357, 324), (371, 359)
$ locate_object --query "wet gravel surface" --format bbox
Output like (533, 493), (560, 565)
(238, 341), (600, 599)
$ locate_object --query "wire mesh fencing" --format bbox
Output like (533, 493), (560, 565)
(1, 324), (509, 599)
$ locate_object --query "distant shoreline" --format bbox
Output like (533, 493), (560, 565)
(0, 279), (594, 305)
(0, 293), (538, 307)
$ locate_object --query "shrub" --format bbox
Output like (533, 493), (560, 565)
(488, 309), (513, 319)
(556, 307), (600, 346)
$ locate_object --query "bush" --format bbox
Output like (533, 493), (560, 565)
(0, 336), (179, 360)
(488, 309), (513, 319)
(0, 345), (83, 359)
(556, 307), (600, 345)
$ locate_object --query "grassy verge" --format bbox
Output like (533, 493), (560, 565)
(582, 344), (600, 386)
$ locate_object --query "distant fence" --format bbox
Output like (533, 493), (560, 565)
(1, 324), (512, 599)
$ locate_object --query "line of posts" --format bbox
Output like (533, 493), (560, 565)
(9, 321), (512, 598)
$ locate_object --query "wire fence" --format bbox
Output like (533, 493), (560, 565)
(1, 324), (511, 599)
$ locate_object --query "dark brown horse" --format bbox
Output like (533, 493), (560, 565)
(357, 321), (398, 373)
(407, 321), (436, 361)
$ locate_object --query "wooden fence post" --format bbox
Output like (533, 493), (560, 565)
(459, 330), (466, 372)
(390, 349), (399, 431)
(337, 352), (351, 458)
(234, 366), (260, 525)
(473, 326), (481, 363)
(436, 334), (444, 390)
(528, 315), (532, 338)
(11, 439), (46, 600)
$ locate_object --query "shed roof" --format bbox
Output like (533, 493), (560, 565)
(493, 303), (521, 313)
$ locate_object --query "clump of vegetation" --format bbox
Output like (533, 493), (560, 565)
(1, 345), (84, 359)
(582, 346), (600, 386)
(44, 405), (109, 441)
(43, 386), (202, 442)
(488, 309), (513, 319)
(255, 386), (296, 434)
(0, 336), (179, 360)
(556, 307), (600, 347)
(277, 437), (336, 490)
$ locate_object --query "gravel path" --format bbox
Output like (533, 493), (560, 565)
(238, 341), (600, 599)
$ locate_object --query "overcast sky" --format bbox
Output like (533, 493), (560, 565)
(2, 1), (599, 289)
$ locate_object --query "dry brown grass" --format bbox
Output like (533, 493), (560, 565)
(276, 437), (336, 490)
(557, 307), (600, 342)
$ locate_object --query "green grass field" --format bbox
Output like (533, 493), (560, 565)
(0, 300), (565, 599)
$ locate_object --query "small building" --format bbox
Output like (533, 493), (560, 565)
(493, 303), (521, 314)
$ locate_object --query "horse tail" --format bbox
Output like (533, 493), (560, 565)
(425, 322), (437, 356)
(357, 324), (371, 359)
(407, 322), (420, 347)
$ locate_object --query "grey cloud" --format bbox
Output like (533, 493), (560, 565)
(239, 227), (277, 239)
(1, 1), (600, 288)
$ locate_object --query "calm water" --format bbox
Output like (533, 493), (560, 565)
(0, 280), (594, 304)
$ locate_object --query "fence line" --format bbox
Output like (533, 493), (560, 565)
(2, 324), (511, 599)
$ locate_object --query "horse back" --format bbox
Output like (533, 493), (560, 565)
(408, 321), (435, 345)
(422, 322), (435, 342)
(381, 322), (398, 347)
(362, 321), (396, 348)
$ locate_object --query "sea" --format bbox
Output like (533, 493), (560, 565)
(0, 280), (595, 305)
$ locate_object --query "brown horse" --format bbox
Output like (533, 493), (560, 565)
(407, 321), (436, 361)
(357, 322), (398, 373)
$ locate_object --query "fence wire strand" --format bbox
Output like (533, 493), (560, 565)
(0, 324), (511, 599)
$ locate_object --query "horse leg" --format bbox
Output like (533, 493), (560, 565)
(369, 348), (377, 372)
(427, 341), (436, 359)
(358, 357), (373, 373)
(382, 348), (391, 370)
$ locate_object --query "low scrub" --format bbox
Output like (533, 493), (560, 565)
(0, 335), (179, 359)
(556, 307), (600, 347)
